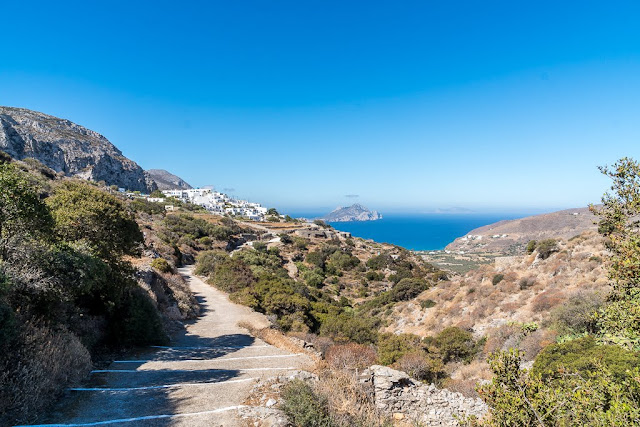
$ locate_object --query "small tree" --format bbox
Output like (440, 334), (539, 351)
(591, 157), (640, 350)
(47, 182), (143, 262)
(0, 164), (53, 259)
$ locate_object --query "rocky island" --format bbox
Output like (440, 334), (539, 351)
(320, 203), (382, 222)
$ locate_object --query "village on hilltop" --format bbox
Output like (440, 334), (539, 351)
(119, 187), (270, 220)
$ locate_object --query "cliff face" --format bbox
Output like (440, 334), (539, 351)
(0, 106), (155, 192)
(145, 169), (192, 190)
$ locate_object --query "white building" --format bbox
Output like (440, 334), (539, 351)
(161, 188), (268, 220)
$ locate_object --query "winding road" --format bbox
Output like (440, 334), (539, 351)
(27, 267), (312, 426)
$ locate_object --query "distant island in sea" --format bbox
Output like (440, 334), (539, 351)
(319, 203), (382, 222)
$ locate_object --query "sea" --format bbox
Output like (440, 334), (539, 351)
(287, 213), (532, 251)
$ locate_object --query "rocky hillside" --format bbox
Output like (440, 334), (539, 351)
(321, 203), (382, 222)
(0, 106), (155, 192)
(446, 207), (597, 255)
(145, 169), (192, 190)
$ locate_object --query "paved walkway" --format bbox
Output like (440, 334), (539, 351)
(27, 267), (312, 426)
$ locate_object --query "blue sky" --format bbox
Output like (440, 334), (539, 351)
(1, 1), (639, 213)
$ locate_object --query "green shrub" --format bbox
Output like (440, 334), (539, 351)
(377, 333), (422, 365)
(280, 380), (333, 427)
(319, 314), (380, 344)
(365, 271), (385, 281)
(549, 291), (604, 336)
(532, 336), (640, 382)
(390, 278), (427, 301)
(492, 274), (504, 285)
(536, 239), (558, 259)
(0, 150), (11, 164)
(326, 250), (360, 271)
(194, 250), (228, 277)
(293, 237), (309, 250)
(366, 254), (390, 270)
(150, 257), (172, 273)
(129, 198), (165, 215)
(306, 251), (326, 269)
(526, 240), (537, 254)
(431, 327), (478, 363)
(279, 233), (293, 244)
(48, 181), (143, 261)
(210, 258), (256, 293)
(420, 299), (436, 309)
(476, 349), (640, 426)
(0, 163), (54, 259)
(110, 287), (168, 346)
(252, 241), (267, 252)
(303, 270), (325, 288)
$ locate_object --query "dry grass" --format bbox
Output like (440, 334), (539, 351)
(326, 343), (377, 370)
(315, 366), (390, 426)
(237, 321), (321, 361)
(0, 321), (91, 425)
(385, 232), (609, 341)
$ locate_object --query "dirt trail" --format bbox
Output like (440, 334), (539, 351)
(26, 267), (312, 427)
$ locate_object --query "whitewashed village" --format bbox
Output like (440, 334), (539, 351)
(119, 187), (270, 220)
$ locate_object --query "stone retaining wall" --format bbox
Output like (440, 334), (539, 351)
(360, 365), (488, 426)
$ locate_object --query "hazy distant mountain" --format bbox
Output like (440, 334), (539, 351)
(145, 169), (192, 190)
(0, 106), (155, 192)
(431, 207), (475, 214)
(446, 207), (597, 254)
(321, 204), (382, 222)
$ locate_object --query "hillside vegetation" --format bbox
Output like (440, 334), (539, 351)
(0, 156), (200, 425)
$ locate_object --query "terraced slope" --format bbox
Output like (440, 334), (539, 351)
(27, 267), (312, 427)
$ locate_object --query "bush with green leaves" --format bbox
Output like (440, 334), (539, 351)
(109, 287), (168, 346)
(390, 278), (427, 301)
(526, 240), (537, 254)
(280, 380), (333, 427)
(326, 250), (360, 272)
(303, 269), (325, 288)
(376, 333), (422, 365)
(532, 336), (640, 383)
(428, 326), (480, 363)
(475, 349), (640, 426)
(536, 239), (558, 259)
(491, 274), (504, 285)
(209, 258), (256, 293)
(129, 198), (166, 215)
(159, 214), (233, 246)
(0, 163), (53, 260)
(420, 299), (436, 309)
(548, 291), (604, 336)
(319, 313), (380, 344)
(47, 181), (143, 261)
(194, 250), (229, 276)
(591, 158), (640, 350)
(150, 257), (172, 273)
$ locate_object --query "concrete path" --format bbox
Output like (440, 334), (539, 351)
(26, 267), (312, 427)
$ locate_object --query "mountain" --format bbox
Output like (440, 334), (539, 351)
(145, 169), (192, 190)
(0, 106), (155, 192)
(445, 207), (597, 254)
(320, 203), (382, 222)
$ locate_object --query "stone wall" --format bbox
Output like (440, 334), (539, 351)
(360, 365), (488, 426)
